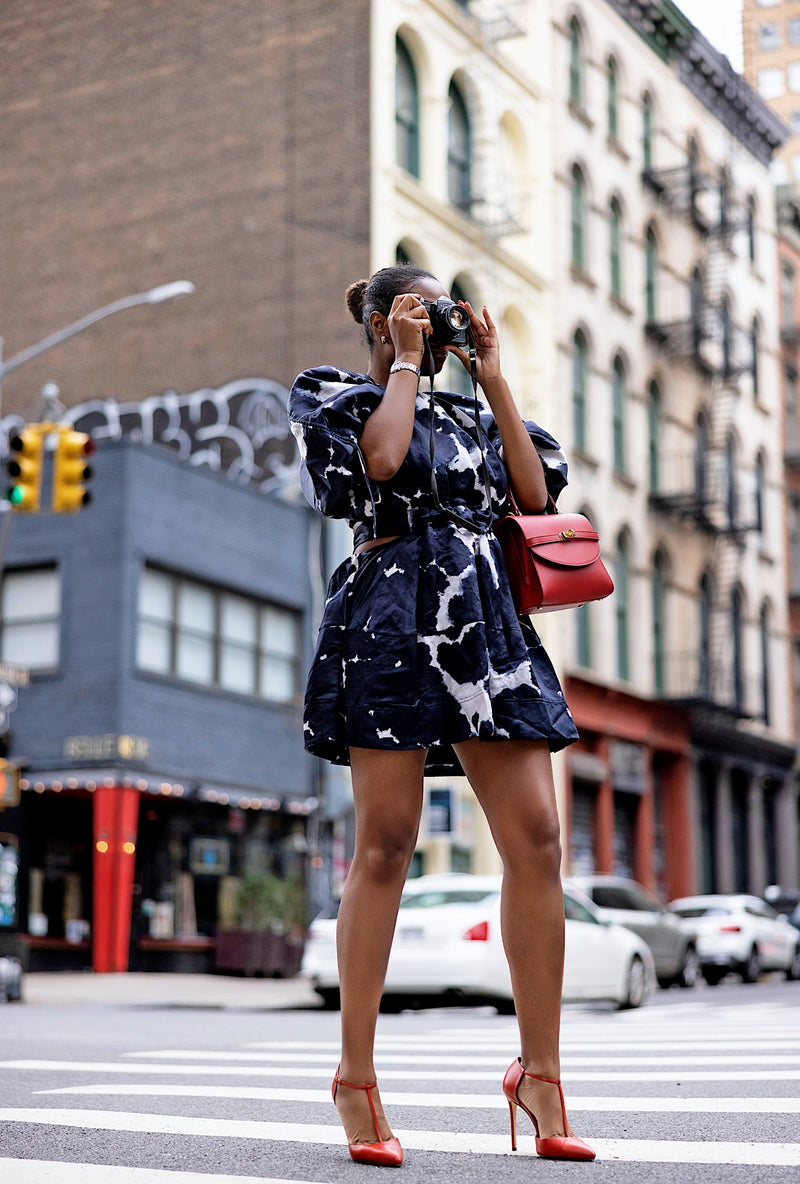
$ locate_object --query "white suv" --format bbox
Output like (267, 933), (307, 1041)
(669, 894), (800, 985)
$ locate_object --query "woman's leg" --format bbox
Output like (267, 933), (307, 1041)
(453, 737), (572, 1139)
(333, 746), (427, 1145)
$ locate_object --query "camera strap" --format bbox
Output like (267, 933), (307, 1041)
(424, 331), (494, 536)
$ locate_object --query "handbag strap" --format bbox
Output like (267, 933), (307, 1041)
(424, 334), (494, 536)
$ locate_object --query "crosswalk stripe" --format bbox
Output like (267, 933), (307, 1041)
(0, 1109), (798, 1166)
(0, 1162), (326, 1184)
(36, 1084), (800, 1114)
(244, 1037), (800, 1052)
(124, 1048), (800, 1067)
(5, 1059), (800, 1082)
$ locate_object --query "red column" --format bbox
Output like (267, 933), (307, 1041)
(92, 785), (140, 973)
(662, 755), (694, 899)
(595, 738), (614, 873)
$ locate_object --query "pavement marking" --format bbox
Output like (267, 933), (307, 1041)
(36, 1084), (800, 1114)
(0, 1160), (328, 1184)
(246, 1037), (800, 1052)
(124, 1048), (800, 1067)
(5, 1059), (800, 1082)
(0, 1110), (798, 1166)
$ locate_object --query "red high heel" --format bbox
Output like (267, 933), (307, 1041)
(503, 1059), (595, 1161)
(332, 1066), (404, 1166)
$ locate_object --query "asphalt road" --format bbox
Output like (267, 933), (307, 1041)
(0, 977), (798, 1184)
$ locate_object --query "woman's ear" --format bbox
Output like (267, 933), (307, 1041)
(369, 311), (388, 342)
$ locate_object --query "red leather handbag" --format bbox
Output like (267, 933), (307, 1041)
(495, 509), (614, 615)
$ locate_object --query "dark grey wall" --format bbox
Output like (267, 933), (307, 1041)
(4, 438), (316, 797)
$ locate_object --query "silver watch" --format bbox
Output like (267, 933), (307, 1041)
(389, 361), (421, 379)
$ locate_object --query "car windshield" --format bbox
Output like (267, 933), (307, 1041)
(399, 889), (497, 909)
(672, 904), (732, 919)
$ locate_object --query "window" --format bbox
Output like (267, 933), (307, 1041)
(758, 67), (785, 98)
(791, 109), (800, 135)
(570, 164), (586, 270)
(790, 18), (800, 45)
(760, 602), (771, 725)
(699, 572), (713, 698)
(690, 268), (705, 356)
(652, 550), (667, 696)
(792, 154), (800, 183)
(447, 79), (472, 212)
(718, 169), (730, 236)
(607, 58), (619, 140)
(648, 381), (661, 493)
(695, 410), (709, 505)
(731, 586), (745, 714)
(720, 296), (733, 378)
(642, 93), (653, 172)
(572, 329), (588, 451)
(0, 567), (61, 671)
(791, 497), (800, 593)
(569, 18), (584, 107)
(754, 452), (766, 536)
(576, 602), (591, 669)
(645, 225), (658, 323)
(747, 194), (756, 264)
(725, 433), (738, 531)
(758, 22), (781, 50)
(609, 198), (623, 298)
(612, 355), (626, 473)
(787, 368), (799, 455)
(615, 533), (630, 682)
(790, 61), (800, 93)
(136, 567), (300, 702)
(395, 37), (420, 179)
(781, 261), (795, 327)
(751, 319), (760, 400)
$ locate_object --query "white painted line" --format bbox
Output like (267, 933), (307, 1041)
(123, 1049), (800, 1067)
(246, 1038), (800, 1052)
(36, 1084), (800, 1114)
(0, 1160), (328, 1184)
(5, 1059), (800, 1082)
(0, 1110), (798, 1166)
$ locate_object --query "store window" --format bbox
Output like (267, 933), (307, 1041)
(137, 567), (300, 702)
(395, 36), (420, 179)
(0, 566), (61, 671)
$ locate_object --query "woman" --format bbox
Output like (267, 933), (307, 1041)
(288, 264), (594, 1166)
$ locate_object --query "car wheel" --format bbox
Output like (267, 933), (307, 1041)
(317, 988), (341, 1010)
(379, 994), (409, 1014)
(618, 955), (647, 1010)
(740, 947), (761, 984)
(493, 997), (516, 1016)
(702, 967), (725, 986)
(677, 946), (700, 989)
(786, 944), (800, 982)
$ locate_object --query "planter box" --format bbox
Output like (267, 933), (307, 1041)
(214, 930), (304, 977)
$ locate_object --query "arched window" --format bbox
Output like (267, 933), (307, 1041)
(615, 532), (630, 681)
(609, 198), (623, 297)
(395, 37), (420, 178)
(607, 58), (619, 140)
(731, 585), (745, 714)
(447, 79), (472, 212)
(576, 504), (594, 668)
(652, 550), (668, 695)
(760, 601), (771, 725)
(787, 367), (799, 456)
(754, 451), (766, 536)
(718, 168), (730, 236)
(642, 93), (653, 172)
(726, 432), (738, 530)
(569, 18), (584, 107)
(572, 329), (588, 451)
(612, 355), (626, 473)
(695, 409), (709, 506)
(721, 295), (733, 377)
(688, 136), (701, 220)
(690, 268), (705, 356)
(747, 194), (757, 265)
(648, 380), (661, 493)
(645, 224), (658, 323)
(570, 164), (586, 270)
(751, 318), (760, 400)
(699, 571), (713, 698)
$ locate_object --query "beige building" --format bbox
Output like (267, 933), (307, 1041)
(743, 0), (800, 182)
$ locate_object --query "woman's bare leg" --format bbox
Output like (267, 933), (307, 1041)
(453, 737), (572, 1139)
(333, 746), (426, 1145)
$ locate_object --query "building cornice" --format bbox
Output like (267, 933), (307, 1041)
(604, 0), (693, 63)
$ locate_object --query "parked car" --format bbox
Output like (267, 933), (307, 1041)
(302, 873), (655, 1012)
(570, 874), (699, 989)
(0, 956), (22, 1002)
(668, 893), (800, 984)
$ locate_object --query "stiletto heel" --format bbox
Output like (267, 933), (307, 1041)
(332, 1066), (404, 1166)
(502, 1058), (595, 1161)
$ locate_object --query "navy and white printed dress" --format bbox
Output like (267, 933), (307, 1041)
(289, 366), (579, 776)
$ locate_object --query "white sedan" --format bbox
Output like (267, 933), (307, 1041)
(302, 873), (655, 1012)
(669, 893), (800, 984)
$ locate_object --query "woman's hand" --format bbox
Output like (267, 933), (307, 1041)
(447, 301), (503, 388)
(386, 293), (430, 364)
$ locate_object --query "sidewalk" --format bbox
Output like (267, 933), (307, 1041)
(17, 971), (322, 1010)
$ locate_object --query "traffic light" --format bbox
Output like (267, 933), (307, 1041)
(52, 427), (94, 512)
(5, 428), (43, 512)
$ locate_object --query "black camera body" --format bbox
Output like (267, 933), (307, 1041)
(420, 297), (471, 347)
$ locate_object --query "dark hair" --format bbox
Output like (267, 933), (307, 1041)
(345, 264), (436, 347)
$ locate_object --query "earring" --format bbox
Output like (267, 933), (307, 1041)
(380, 335), (389, 344)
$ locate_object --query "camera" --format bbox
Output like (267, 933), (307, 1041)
(420, 297), (471, 347)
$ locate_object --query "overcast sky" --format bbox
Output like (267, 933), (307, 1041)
(678, 0), (744, 72)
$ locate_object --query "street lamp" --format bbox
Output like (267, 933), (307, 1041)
(0, 280), (195, 412)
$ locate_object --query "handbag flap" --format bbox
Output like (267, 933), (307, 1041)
(499, 513), (601, 568)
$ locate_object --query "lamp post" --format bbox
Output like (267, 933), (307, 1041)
(0, 280), (195, 416)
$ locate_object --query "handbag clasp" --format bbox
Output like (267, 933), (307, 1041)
(559, 528), (576, 540)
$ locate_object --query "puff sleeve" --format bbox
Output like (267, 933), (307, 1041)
(481, 413), (569, 508)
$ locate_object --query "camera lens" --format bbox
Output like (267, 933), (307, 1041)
(445, 305), (470, 331)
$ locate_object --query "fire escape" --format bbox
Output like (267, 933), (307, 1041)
(643, 141), (757, 718)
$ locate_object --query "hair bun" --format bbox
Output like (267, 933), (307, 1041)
(345, 278), (369, 323)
